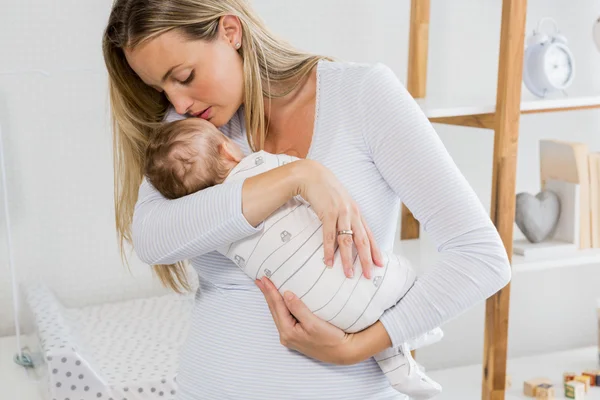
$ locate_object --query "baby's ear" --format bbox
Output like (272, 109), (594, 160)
(219, 140), (242, 162)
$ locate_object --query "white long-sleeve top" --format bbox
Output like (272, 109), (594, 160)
(132, 60), (511, 400)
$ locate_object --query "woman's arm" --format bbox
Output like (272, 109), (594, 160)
(133, 158), (380, 275)
(359, 64), (512, 348)
(241, 160), (303, 227)
(132, 162), (300, 265)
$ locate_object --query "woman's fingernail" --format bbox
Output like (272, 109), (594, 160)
(348, 270), (354, 278)
(284, 291), (295, 301)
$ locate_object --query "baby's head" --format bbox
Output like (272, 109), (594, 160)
(144, 118), (244, 199)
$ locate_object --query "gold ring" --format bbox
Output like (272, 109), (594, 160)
(337, 230), (353, 236)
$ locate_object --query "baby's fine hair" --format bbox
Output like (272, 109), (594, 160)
(144, 119), (230, 199)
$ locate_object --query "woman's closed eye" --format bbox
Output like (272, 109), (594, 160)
(180, 70), (195, 85)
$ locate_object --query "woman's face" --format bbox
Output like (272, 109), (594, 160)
(124, 16), (244, 127)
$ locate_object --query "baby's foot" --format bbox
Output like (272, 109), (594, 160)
(375, 343), (442, 400)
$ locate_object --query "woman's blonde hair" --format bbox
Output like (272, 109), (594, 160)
(102, 0), (331, 293)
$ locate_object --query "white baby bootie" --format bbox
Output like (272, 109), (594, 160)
(375, 343), (442, 400)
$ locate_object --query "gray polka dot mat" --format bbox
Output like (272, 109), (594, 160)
(23, 281), (195, 399)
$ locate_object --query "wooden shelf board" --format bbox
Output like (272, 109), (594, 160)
(417, 95), (600, 120)
(393, 237), (600, 273)
(427, 346), (600, 399)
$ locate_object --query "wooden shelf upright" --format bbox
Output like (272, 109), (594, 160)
(403, 1), (526, 399)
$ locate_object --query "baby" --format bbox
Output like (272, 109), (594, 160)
(144, 118), (443, 399)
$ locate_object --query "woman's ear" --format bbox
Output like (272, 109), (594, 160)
(220, 15), (243, 49)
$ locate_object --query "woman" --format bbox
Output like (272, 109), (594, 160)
(102, 1), (511, 399)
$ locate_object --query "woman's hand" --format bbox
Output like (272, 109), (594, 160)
(256, 277), (393, 364)
(295, 160), (384, 279)
(256, 276), (357, 365)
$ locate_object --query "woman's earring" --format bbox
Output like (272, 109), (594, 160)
(235, 42), (241, 49)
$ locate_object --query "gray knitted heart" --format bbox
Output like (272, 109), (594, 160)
(515, 190), (561, 243)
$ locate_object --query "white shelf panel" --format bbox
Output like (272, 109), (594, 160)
(393, 237), (600, 273)
(427, 346), (600, 400)
(512, 248), (600, 272)
(416, 94), (600, 119)
(0, 336), (43, 400)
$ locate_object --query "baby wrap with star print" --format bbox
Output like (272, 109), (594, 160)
(217, 150), (417, 333)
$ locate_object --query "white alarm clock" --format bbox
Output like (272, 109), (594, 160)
(523, 18), (575, 98)
(593, 16), (600, 52)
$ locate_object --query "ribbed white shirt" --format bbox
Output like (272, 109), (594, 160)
(132, 60), (511, 400)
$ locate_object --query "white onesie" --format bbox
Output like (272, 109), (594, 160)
(217, 150), (417, 333)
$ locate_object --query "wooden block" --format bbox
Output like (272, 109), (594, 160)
(565, 380), (586, 399)
(535, 383), (555, 399)
(524, 378), (552, 397)
(563, 372), (577, 383)
(574, 375), (590, 392)
(583, 370), (597, 386)
(584, 369), (600, 386)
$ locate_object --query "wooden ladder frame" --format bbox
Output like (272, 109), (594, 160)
(403, 1), (527, 398)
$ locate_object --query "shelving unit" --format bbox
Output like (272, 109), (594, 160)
(402, 1), (600, 399)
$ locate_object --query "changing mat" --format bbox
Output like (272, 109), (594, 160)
(23, 281), (195, 400)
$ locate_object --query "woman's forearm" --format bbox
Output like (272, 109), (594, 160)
(347, 321), (393, 364)
(242, 160), (309, 227)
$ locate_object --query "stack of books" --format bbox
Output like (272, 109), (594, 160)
(514, 139), (599, 259)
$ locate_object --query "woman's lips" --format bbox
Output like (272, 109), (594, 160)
(195, 107), (212, 120)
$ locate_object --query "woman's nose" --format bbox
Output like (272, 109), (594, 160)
(168, 92), (193, 115)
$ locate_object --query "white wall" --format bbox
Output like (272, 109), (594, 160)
(1, 0), (599, 371)
(0, 0), (174, 336)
